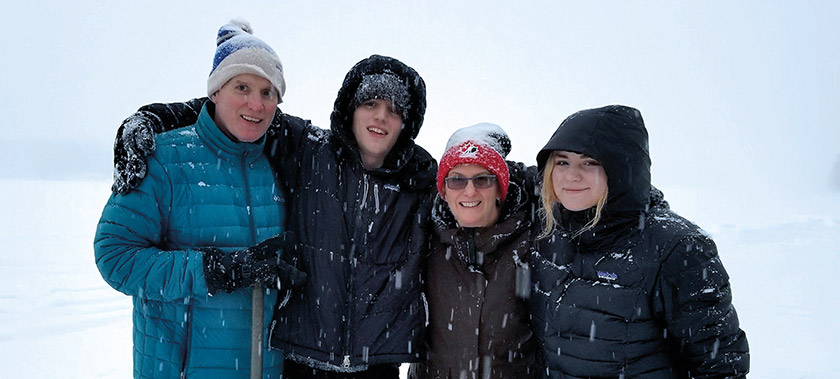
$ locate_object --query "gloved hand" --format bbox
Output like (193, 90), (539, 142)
(112, 111), (158, 194)
(201, 233), (307, 294)
(111, 98), (208, 194)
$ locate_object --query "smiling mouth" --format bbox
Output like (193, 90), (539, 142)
(459, 201), (481, 208)
(367, 127), (387, 135)
(564, 188), (588, 193)
(241, 115), (263, 123)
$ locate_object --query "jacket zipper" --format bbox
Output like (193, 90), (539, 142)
(180, 303), (193, 377)
(343, 172), (369, 368)
(242, 152), (257, 245)
(467, 231), (476, 266)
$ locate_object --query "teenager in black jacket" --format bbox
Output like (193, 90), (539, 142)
(530, 105), (749, 378)
(110, 55), (436, 378)
(271, 54), (435, 378)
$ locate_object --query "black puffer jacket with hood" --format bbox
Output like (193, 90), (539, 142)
(266, 55), (437, 372)
(530, 105), (749, 378)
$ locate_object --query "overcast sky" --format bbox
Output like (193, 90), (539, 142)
(3, 1), (838, 223)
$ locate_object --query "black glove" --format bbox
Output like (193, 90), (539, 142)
(112, 110), (158, 194)
(201, 233), (307, 294)
(649, 185), (670, 211)
(112, 98), (208, 194)
(258, 232), (307, 290)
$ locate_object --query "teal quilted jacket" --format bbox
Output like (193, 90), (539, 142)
(95, 103), (285, 378)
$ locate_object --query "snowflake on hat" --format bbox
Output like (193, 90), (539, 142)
(436, 123), (512, 200)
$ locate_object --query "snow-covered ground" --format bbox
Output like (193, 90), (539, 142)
(1, 178), (838, 378)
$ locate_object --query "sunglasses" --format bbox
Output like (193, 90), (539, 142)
(444, 175), (497, 190)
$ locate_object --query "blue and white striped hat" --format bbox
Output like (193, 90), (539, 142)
(207, 19), (286, 103)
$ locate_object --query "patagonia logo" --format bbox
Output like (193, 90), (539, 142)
(597, 271), (618, 281)
(384, 183), (400, 192)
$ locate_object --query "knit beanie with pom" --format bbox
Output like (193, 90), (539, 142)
(207, 18), (286, 102)
(436, 123), (512, 200)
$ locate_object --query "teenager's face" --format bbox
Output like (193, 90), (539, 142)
(352, 98), (403, 169)
(211, 74), (278, 143)
(443, 164), (501, 228)
(551, 151), (608, 211)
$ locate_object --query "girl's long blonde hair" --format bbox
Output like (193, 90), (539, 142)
(539, 151), (608, 238)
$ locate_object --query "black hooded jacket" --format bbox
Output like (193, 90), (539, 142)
(265, 55), (437, 371)
(530, 105), (749, 378)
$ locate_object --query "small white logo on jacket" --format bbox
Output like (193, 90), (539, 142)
(597, 271), (618, 281)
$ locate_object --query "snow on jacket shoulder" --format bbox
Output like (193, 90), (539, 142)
(94, 103), (285, 378)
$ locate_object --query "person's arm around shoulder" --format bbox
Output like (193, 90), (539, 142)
(112, 98), (208, 194)
(263, 110), (314, 183)
(658, 232), (750, 377)
(508, 160), (541, 211)
(96, 152), (211, 300)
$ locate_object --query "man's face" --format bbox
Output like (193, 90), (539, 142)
(211, 74), (278, 143)
(352, 98), (403, 169)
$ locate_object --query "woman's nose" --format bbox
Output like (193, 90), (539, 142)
(463, 181), (478, 195)
(565, 167), (581, 181)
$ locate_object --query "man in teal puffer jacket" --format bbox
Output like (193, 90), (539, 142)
(94, 19), (302, 378)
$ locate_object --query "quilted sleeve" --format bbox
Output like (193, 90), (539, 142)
(658, 235), (750, 378)
(96, 153), (210, 301)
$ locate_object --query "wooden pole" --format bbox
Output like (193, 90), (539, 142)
(251, 283), (264, 379)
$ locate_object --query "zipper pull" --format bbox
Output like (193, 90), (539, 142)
(343, 355), (351, 368)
